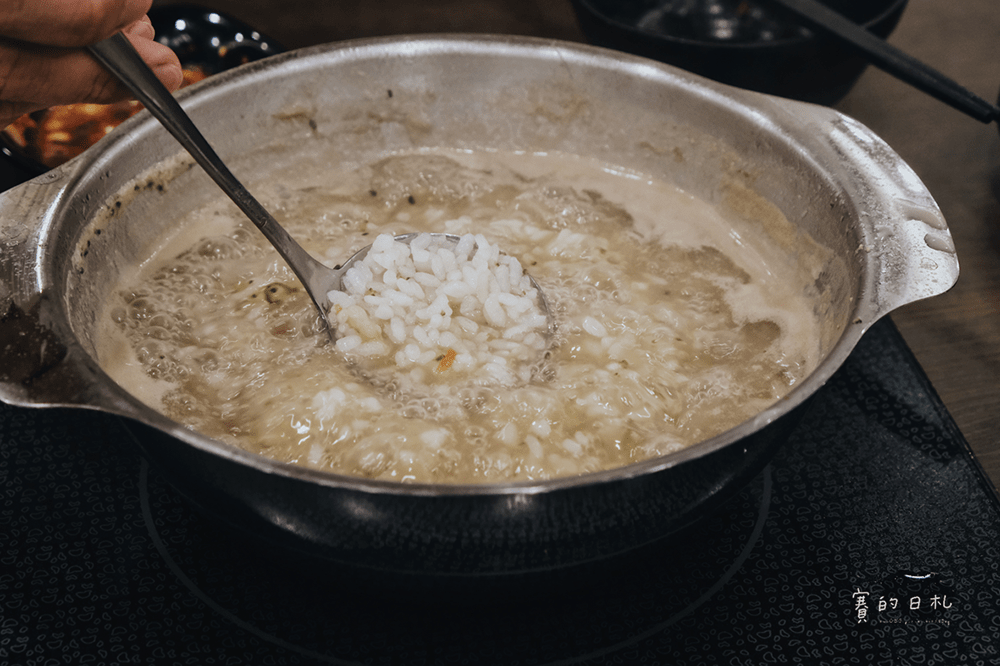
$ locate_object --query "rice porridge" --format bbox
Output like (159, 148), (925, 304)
(99, 149), (823, 484)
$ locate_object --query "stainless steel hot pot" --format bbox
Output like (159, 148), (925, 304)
(0, 36), (958, 577)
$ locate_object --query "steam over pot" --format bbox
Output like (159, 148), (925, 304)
(0, 36), (957, 577)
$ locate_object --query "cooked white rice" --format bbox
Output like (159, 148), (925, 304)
(328, 232), (548, 387)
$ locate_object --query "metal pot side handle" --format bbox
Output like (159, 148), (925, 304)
(0, 170), (129, 414)
(794, 100), (959, 324)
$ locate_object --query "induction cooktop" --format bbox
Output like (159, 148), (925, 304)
(2, 317), (999, 665)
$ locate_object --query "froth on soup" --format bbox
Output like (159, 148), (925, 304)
(99, 149), (824, 484)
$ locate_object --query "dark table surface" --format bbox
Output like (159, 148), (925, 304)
(150, 0), (1000, 489)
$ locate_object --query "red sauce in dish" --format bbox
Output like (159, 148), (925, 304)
(3, 67), (208, 169)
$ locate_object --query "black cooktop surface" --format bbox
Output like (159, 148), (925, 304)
(3, 317), (999, 665)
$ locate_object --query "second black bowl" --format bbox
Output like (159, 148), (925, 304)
(570, 0), (908, 104)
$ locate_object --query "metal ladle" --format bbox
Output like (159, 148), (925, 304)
(86, 33), (553, 338)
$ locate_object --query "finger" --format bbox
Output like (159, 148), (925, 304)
(124, 14), (155, 43)
(124, 23), (184, 92)
(0, 0), (153, 48)
(0, 28), (182, 126)
(0, 30), (183, 104)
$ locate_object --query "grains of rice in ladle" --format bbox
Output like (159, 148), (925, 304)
(328, 232), (548, 387)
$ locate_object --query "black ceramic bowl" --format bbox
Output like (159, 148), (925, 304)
(148, 3), (284, 74)
(570, 0), (908, 104)
(0, 4), (283, 182)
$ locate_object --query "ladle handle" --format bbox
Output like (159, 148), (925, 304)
(86, 33), (331, 291)
(767, 0), (1000, 124)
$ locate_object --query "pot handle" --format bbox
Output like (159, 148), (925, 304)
(0, 171), (132, 413)
(814, 109), (960, 323)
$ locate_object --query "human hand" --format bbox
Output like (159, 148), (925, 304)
(0, 0), (183, 126)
